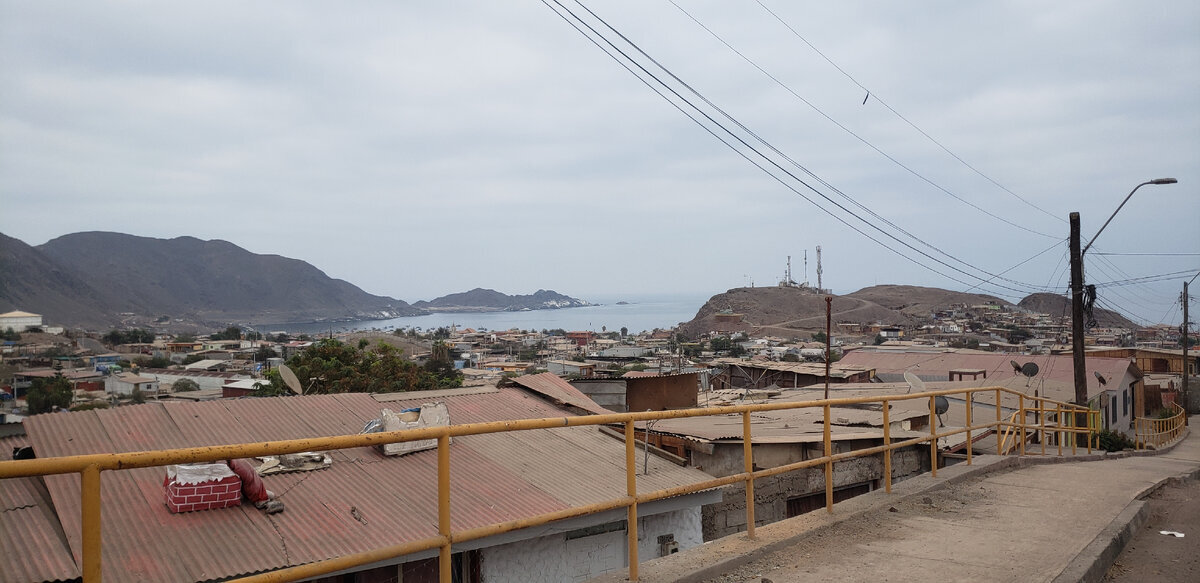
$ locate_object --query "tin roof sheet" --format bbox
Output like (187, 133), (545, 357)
(506, 372), (613, 415)
(14, 387), (709, 583)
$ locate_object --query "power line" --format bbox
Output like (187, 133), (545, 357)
(547, 0), (1053, 299)
(1093, 252), (1200, 257)
(751, 0), (1066, 225)
(1092, 269), (1200, 288)
(666, 0), (1059, 240)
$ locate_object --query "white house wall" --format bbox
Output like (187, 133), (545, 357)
(479, 506), (702, 583)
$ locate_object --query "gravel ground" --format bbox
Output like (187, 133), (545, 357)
(1103, 478), (1200, 582)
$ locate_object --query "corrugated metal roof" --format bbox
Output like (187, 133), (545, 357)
(839, 351), (1138, 399)
(1, 435), (80, 583)
(14, 387), (710, 583)
(506, 372), (613, 415)
(713, 359), (873, 379)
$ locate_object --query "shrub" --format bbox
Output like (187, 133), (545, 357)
(1096, 429), (1135, 452)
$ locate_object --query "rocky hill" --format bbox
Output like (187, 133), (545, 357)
(1017, 292), (1137, 328)
(413, 288), (588, 312)
(678, 286), (911, 339)
(677, 284), (1136, 339)
(0, 233), (114, 328)
(2, 232), (423, 329)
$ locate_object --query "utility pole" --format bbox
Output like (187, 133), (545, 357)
(820, 296), (830, 400)
(1070, 213), (1088, 410)
(1184, 281), (1190, 416)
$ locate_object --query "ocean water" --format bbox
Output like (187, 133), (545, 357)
(277, 293), (710, 335)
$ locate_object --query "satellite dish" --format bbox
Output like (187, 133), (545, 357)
(1010, 360), (1022, 374)
(1020, 362), (1039, 378)
(278, 364), (303, 395)
(934, 395), (949, 427)
(1094, 371), (1107, 386)
(903, 370), (926, 394)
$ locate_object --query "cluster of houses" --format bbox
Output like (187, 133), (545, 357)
(0, 304), (1196, 583)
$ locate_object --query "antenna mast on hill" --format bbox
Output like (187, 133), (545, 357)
(804, 250), (808, 286)
(816, 246), (823, 292)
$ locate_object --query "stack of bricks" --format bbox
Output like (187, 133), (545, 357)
(164, 464), (243, 514)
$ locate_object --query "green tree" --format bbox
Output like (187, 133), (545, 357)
(172, 378), (201, 392)
(210, 326), (243, 341)
(620, 327), (628, 337)
(134, 355), (171, 369)
(782, 353), (800, 362)
(0, 327), (21, 341)
(813, 331), (827, 343)
(130, 387), (146, 404)
(255, 345), (279, 361)
(259, 338), (461, 396)
(873, 334), (886, 345)
(182, 354), (204, 365)
(26, 374), (73, 414)
(710, 336), (734, 352)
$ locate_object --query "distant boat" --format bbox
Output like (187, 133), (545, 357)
(616, 301), (630, 305)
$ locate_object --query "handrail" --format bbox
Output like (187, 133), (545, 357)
(1135, 403), (1186, 450)
(0, 385), (1098, 583)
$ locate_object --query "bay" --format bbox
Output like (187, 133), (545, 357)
(275, 293), (709, 335)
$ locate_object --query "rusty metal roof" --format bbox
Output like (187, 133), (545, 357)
(505, 372), (612, 415)
(12, 387), (708, 583)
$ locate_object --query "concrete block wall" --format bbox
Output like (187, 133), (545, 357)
(479, 507), (703, 583)
(700, 447), (926, 540)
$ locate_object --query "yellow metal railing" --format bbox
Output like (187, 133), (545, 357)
(1135, 403), (1187, 449)
(997, 397), (1101, 456)
(0, 386), (1097, 583)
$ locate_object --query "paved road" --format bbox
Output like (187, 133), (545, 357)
(591, 429), (1200, 583)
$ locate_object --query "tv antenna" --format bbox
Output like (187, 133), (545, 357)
(816, 245), (823, 291)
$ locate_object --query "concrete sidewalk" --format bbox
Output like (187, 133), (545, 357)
(590, 429), (1200, 583)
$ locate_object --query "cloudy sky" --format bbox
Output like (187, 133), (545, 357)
(2, 1), (1197, 324)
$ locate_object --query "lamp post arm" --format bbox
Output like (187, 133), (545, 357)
(1082, 177), (1176, 256)
(1082, 181), (1150, 257)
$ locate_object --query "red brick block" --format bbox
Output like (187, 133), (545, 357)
(165, 464), (242, 514)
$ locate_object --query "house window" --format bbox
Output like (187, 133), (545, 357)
(1111, 396), (1117, 425)
(1123, 389), (1129, 416)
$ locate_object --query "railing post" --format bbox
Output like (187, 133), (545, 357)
(928, 396), (937, 477)
(437, 435), (451, 583)
(1069, 405), (1077, 455)
(625, 420), (639, 581)
(1018, 394), (1026, 457)
(82, 464), (102, 583)
(824, 403), (833, 513)
(1039, 398), (1047, 456)
(883, 398), (892, 493)
(742, 411), (756, 539)
(1056, 404), (1062, 456)
(965, 391), (973, 465)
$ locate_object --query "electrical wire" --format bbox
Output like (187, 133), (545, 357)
(666, 0), (1059, 240)
(1092, 252), (1200, 257)
(547, 0), (1054, 299)
(751, 0), (1065, 225)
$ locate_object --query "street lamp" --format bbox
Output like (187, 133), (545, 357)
(1071, 178), (1178, 412)
(1082, 178), (1178, 256)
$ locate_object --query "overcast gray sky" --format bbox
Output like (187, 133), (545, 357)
(2, 1), (1197, 324)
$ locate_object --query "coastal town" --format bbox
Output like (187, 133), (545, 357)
(1, 278), (1196, 581)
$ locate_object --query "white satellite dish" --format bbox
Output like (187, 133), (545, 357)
(903, 370), (926, 394)
(278, 364), (303, 395)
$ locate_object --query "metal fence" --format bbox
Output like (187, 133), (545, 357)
(1135, 402), (1187, 449)
(0, 386), (1098, 583)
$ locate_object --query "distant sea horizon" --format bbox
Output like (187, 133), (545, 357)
(272, 292), (711, 335)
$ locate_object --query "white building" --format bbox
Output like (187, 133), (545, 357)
(105, 372), (160, 397)
(0, 310), (43, 331)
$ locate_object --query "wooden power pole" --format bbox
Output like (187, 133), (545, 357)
(1070, 213), (1089, 411)
(1184, 281), (1190, 415)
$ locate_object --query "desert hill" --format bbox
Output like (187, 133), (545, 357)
(0, 233), (114, 328)
(414, 288), (587, 312)
(1018, 292), (1137, 328)
(677, 284), (1136, 339)
(2, 232), (423, 329)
